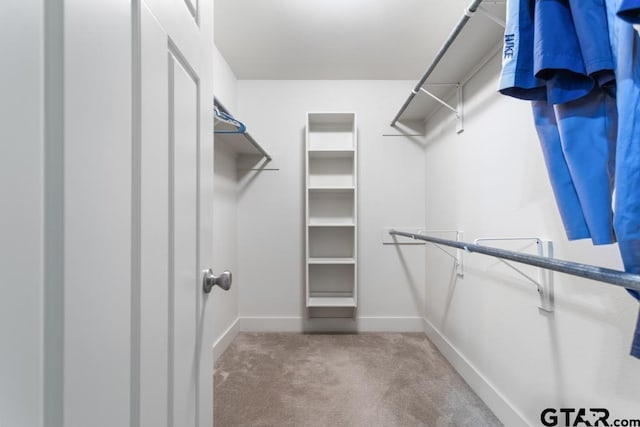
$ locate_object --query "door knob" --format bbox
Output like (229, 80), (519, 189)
(202, 269), (232, 293)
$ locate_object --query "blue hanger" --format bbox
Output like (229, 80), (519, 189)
(214, 106), (246, 134)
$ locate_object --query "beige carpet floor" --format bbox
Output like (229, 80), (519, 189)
(214, 333), (502, 427)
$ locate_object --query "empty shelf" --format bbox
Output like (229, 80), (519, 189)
(308, 221), (355, 227)
(309, 257), (356, 264)
(308, 186), (355, 193)
(308, 149), (354, 157)
(307, 297), (356, 308)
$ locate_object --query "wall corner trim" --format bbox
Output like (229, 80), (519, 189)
(421, 317), (530, 427)
(237, 316), (425, 334)
(213, 318), (241, 362)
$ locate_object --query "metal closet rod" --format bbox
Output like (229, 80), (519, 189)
(389, 230), (640, 292)
(390, 0), (484, 127)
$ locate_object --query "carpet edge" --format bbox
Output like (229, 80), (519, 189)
(421, 317), (531, 427)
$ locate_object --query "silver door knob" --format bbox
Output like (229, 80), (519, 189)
(202, 269), (232, 293)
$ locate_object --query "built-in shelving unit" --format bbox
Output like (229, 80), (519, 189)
(214, 97), (271, 160)
(305, 113), (357, 313)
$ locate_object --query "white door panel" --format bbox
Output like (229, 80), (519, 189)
(140, 5), (170, 427)
(170, 52), (199, 427)
(64, 0), (132, 425)
(140, 1), (213, 426)
(143, 0), (201, 70)
(184, 0), (198, 20)
(3, 0), (214, 426)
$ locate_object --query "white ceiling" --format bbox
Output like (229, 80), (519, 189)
(214, 0), (503, 80)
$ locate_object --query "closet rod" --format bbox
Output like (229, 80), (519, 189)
(389, 230), (640, 292)
(390, 0), (484, 127)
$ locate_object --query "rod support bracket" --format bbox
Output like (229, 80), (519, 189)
(477, 5), (506, 28)
(455, 232), (465, 276)
(418, 84), (464, 134)
(456, 84), (464, 134)
(390, 229), (465, 277)
(538, 240), (554, 313)
(475, 238), (554, 312)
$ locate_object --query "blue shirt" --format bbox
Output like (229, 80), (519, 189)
(535, 0), (614, 103)
(618, 0), (640, 21)
(499, 0), (614, 104)
(499, 0), (547, 100)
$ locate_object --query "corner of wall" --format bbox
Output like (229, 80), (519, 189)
(213, 317), (240, 362)
(421, 318), (530, 427)
(213, 44), (238, 112)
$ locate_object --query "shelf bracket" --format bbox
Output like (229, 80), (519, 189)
(389, 229), (464, 276)
(474, 237), (554, 312)
(477, 5), (506, 28)
(416, 83), (464, 134)
(432, 230), (464, 277)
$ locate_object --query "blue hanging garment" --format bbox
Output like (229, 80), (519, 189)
(499, 0), (640, 358)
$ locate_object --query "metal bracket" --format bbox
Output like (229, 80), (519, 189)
(419, 84), (464, 134)
(386, 229), (464, 276)
(477, 5), (506, 28)
(383, 227), (426, 244)
(423, 230), (465, 277)
(474, 238), (554, 312)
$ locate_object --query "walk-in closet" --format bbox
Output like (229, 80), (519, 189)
(3, 0), (640, 426)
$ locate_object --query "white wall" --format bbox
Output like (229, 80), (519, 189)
(212, 44), (241, 358)
(212, 141), (241, 358)
(235, 80), (427, 331)
(0, 3), (44, 426)
(422, 53), (640, 425)
(214, 46), (238, 111)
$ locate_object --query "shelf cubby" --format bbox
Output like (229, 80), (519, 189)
(308, 191), (354, 226)
(308, 227), (354, 258)
(308, 151), (354, 188)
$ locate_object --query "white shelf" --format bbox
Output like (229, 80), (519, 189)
(308, 220), (355, 227)
(305, 112), (357, 313)
(395, 2), (505, 124)
(308, 297), (356, 308)
(308, 149), (354, 157)
(309, 227), (354, 258)
(307, 112), (355, 126)
(214, 97), (271, 160)
(309, 191), (354, 224)
(307, 112), (356, 151)
(309, 257), (355, 265)
(309, 154), (354, 187)
(308, 186), (355, 193)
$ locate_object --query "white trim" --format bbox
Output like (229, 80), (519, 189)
(238, 316), (425, 333)
(212, 318), (240, 362)
(422, 317), (530, 427)
(240, 316), (303, 332)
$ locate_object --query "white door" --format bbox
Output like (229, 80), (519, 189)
(2, 1), (215, 425)
(139, 1), (215, 427)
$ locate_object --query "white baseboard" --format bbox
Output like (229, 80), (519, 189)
(212, 317), (240, 362)
(239, 316), (303, 332)
(422, 317), (530, 427)
(238, 316), (425, 333)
